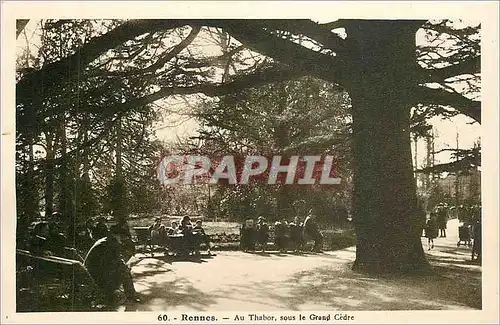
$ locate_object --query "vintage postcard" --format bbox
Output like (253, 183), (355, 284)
(1, 1), (499, 324)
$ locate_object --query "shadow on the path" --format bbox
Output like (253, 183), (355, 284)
(131, 253), (215, 266)
(243, 251), (327, 257)
(216, 259), (481, 311)
(127, 235), (480, 311)
(213, 247), (481, 311)
(131, 277), (218, 311)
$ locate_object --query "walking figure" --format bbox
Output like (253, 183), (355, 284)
(436, 204), (448, 237)
(471, 219), (481, 262)
(425, 214), (438, 250)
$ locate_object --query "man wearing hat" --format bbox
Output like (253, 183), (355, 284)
(93, 217), (110, 241)
(240, 219), (256, 252)
(436, 203), (448, 238)
(303, 211), (323, 253)
(256, 216), (269, 252)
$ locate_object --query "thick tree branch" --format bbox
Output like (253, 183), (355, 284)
(204, 20), (349, 86)
(91, 26), (201, 78)
(123, 65), (305, 109)
(27, 65), (304, 127)
(16, 19), (30, 38)
(415, 86), (481, 123)
(423, 21), (481, 43)
(420, 55), (480, 82)
(16, 20), (191, 99)
(416, 153), (480, 174)
(319, 19), (348, 31)
(260, 19), (346, 53)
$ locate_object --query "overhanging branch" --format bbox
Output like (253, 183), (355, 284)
(28, 65), (305, 126)
(205, 20), (348, 86)
(16, 19), (30, 38)
(260, 19), (346, 53)
(415, 86), (481, 123)
(420, 55), (480, 82)
(124, 65), (305, 108)
(16, 20), (192, 100)
(416, 156), (480, 174)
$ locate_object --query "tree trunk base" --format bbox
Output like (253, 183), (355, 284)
(352, 258), (432, 276)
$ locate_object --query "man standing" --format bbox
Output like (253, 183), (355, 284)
(149, 217), (164, 246)
(256, 217), (269, 253)
(303, 212), (323, 253)
(289, 216), (304, 253)
(436, 204), (448, 238)
(472, 218), (482, 262)
(274, 220), (288, 253)
(240, 219), (256, 252)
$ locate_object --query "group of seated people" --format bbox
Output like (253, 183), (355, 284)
(21, 213), (140, 305)
(148, 216), (212, 256)
(240, 213), (324, 253)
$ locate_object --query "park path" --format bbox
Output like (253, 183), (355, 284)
(120, 218), (480, 312)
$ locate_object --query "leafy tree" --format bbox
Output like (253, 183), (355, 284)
(185, 76), (352, 222)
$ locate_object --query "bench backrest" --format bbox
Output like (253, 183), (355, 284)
(133, 227), (152, 243)
(16, 249), (91, 282)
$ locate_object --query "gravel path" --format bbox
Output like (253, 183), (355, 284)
(118, 219), (481, 312)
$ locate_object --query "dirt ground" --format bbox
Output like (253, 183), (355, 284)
(116, 219), (481, 312)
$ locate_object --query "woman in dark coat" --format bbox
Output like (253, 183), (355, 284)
(425, 214), (438, 250)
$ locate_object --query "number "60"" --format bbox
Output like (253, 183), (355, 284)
(157, 314), (168, 321)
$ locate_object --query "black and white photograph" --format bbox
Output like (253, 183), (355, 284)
(2, 1), (499, 324)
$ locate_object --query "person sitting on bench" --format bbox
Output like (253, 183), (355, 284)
(84, 227), (140, 304)
(93, 217), (110, 241)
(149, 217), (165, 246)
(167, 221), (180, 235)
(28, 221), (67, 257)
(28, 221), (52, 256)
(178, 216), (195, 255)
(193, 220), (211, 255)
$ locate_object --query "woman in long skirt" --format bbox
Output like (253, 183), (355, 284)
(425, 214), (438, 250)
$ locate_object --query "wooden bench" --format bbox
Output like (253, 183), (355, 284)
(132, 227), (208, 257)
(16, 249), (98, 311)
(133, 227), (153, 255)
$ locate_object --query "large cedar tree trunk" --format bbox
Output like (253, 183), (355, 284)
(345, 21), (428, 273)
